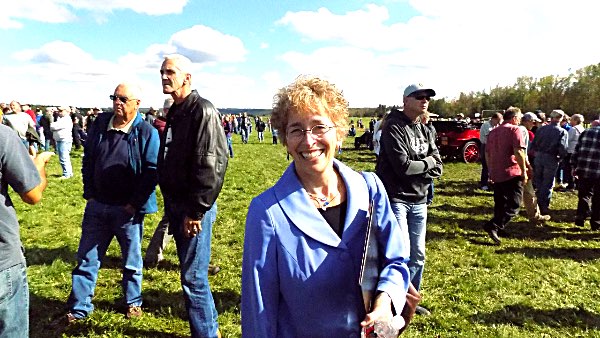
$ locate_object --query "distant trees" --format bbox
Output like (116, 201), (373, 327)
(426, 62), (600, 121)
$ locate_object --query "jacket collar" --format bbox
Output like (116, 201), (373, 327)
(273, 158), (370, 248)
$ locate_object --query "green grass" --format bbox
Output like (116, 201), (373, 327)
(15, 129), (600, 337)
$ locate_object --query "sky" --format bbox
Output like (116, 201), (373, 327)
(1, 0), (599, 110)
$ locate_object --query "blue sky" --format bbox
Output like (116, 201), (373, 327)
(1, 0), (598, 109)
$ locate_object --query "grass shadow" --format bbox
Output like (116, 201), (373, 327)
(472, 303), (600, 329)
(25, 246), (76, 265)
(496, 246), (600, 262)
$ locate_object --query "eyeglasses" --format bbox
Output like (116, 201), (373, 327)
(109, 95), (136, 104)
(287, 124), (336, 140)
(411, 94), (431, 101)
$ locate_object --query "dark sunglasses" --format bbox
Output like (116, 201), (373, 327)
(109, 95), (136, 103)
(411, 94), (431, 101)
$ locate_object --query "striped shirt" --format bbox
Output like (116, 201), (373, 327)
(571, 126), (600, 179)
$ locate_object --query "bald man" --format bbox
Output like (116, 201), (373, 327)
(63, 82), (160, 323)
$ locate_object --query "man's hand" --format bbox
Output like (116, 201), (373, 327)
(183, 215), (202, 238)
(31, 151), (54, 169)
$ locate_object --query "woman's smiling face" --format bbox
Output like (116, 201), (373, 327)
(285, 108), (339, 179)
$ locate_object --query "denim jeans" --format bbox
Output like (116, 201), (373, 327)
(0, 263), (28, 338)
(226, 136), (234, 158)
(44, 139), (52, 152)
(390, 202), (427, 291)
(67, 199), (144, 318)
(166, 201), (219, 338)
(257, 131), (264, 142)
(240, 129), (248, 144)
(534, 154), (559, 214)
(56, 140), (73, 177)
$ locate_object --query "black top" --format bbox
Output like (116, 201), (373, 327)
(318, 200), (347, 238)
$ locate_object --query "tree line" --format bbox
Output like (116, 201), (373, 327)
(350, 62), (600, 121)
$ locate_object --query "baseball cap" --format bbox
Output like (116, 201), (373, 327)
(404, 83), (436, 97)
(522, 112), (541, 122)
(550, 109), (565, 119)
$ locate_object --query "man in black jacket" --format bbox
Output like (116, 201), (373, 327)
(375, 83), (443, 316)
(158, 54), (228, 338)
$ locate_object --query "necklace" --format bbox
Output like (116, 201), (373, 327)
(307, 190), (340, 211)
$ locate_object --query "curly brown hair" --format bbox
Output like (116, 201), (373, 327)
(271, 75), (349, 145)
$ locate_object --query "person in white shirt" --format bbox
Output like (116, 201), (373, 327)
(563, 114), (585, 190)
(479, 112), (503, 190)
(50, 106), (74, 179)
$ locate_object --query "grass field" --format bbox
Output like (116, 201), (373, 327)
(15, 129), (600, 337)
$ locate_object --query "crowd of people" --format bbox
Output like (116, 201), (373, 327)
(1, 59), (599, 337)
(481, 107), (600, 244)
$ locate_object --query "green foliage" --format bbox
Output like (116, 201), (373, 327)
(15, 134), (600, 337)
(432, 62), (600, 121)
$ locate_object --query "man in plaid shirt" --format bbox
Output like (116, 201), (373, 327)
(571, 123), (600, 230)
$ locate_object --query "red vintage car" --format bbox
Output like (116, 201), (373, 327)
(431, 120), (481, 163)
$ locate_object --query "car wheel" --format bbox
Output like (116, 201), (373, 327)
(462, 141), (480, 163)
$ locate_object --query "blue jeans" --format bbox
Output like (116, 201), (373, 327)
(0, 263), (28, 338)
(226, 136), (234, 158)
(166, 201), (219, 338)
(534, 154), (559, 214)
(44, 139), (52, 151)
(390, 202), (427, 291)
(56, 140), (73, 177)
(241, 129), (248, 144)
(67, 200), (144, 318)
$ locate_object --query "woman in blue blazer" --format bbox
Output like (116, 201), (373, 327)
(242, 76), (411, 337)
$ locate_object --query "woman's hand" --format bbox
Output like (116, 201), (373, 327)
(360, 292), (393, 327)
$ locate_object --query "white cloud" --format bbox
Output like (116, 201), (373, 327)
(4, 23), (251, 108)
(169, 25), (247, 63)
(0, 0), (188, 29)
(260, 42), (269, 49)
(275, 1), (600, 104)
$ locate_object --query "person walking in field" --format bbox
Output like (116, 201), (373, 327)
(530, 109), (568, 216)
(571, 122), (600, 230)
(256, 116), (266, 142)
(483, 107), (527, 245)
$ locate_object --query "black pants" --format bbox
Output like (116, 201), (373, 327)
(576, 177), (600, 229)
(563, 154), (575, 188)
(490, 176), (524, 230)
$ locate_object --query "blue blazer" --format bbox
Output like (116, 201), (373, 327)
(242, 159), (410, 337)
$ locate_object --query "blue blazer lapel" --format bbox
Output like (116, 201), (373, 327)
(275, 163), (344, 248)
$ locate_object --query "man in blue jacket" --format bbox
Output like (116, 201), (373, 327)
(530, 109), (568, 216)
(63, 82), (159, 323)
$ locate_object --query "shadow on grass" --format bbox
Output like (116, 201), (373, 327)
(435, 180), (490, 198)
(496, 246), (600, 262)
(25, 246), (75, 265)
(473, 303), (600, 329)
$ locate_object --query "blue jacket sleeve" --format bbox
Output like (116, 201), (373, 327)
(241, 197), (280, 337)
(129, 125), (159, 211)
(371, 174), (411, 313)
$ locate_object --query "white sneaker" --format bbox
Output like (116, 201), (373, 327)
(481, 185), (489, 191)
